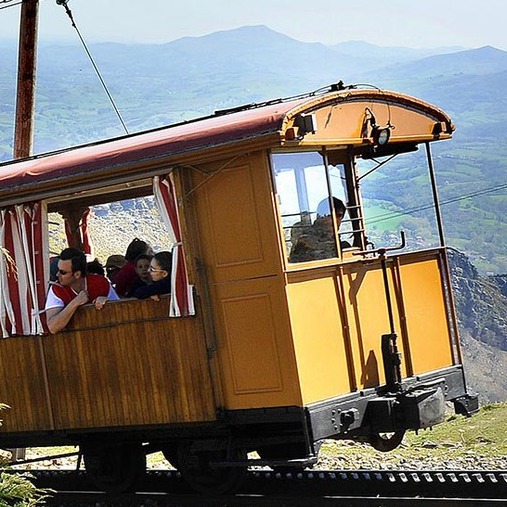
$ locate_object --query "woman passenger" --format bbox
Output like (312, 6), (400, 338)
(134, 251), (172, 301)
(114, 238), (153, 297)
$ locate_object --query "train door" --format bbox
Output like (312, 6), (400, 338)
(184, 152), (302, 411)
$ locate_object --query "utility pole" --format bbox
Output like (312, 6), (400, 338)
(13, 0), (39, 159)
(9, 0), (39, 462)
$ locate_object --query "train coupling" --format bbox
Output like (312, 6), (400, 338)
(367, 383), (446, 432)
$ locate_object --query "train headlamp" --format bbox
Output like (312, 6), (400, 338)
(372, 126), (391, 146)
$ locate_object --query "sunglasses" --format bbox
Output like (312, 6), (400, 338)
(57, 269), (71, 275)
(149, 266), (166, 272)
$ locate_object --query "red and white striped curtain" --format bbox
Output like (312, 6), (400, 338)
(153, 173), (194, 317)
(0, 202), (49, 337)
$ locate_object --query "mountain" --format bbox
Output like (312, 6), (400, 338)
(0, 25), (506, 401)
(330, 40), (466, 65)
(356, 45), (507, 82)
(1, 25), (507, 273)
(449, 249), (507, 402)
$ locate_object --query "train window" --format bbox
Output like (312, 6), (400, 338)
(48, 196), (173, 273)
(272, 151), (349, 264)
(357, 149), (441, 252)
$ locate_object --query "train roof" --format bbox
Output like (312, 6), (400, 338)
(0, 84), (454, 206)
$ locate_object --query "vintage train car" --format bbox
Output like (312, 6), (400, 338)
(0, 83), (478, 493)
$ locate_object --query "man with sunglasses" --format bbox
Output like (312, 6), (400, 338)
(45, 247), (119, 334)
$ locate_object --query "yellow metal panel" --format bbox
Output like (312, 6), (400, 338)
(281, 90), (453, 147)
(191, 152), (280, 283)
(214, 277), (301, 409)
(286, 250), (456, 406)
(191, 152), (301, 410)
(341, 265), (399, 389)
(221, 294), (283, 394)
(340, 253), (454, 390)
(396, 256), (454, 373)
(286, 271), (351, 404)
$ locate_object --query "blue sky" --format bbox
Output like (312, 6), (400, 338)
(1, 0), (506, 50)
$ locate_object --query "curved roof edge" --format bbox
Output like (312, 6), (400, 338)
(0, 85), (453, 203)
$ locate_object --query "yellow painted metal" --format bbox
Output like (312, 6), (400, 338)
(395, 255), (454, 374)
(190, 152), (302, 410)
(286, 269), (351, 402)
(285, 250), (455, 405)
(281, 89), (453, 147)
(212, 276), (302, 409)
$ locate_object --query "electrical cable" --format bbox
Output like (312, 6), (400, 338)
(0, 0), (22, 10)
(367, 180), (507, 226)
(56, 0), (129, 135)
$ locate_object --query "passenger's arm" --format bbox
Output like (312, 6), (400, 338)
(93, 285), (119, 310)
(46, 290), (88, 334)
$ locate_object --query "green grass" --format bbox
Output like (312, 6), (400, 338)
(319, 403), (507, 468)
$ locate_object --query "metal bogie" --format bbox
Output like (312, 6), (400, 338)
(307, 366), (477, 445)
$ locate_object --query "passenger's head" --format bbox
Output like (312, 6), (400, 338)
(149, 251), (172, 282)
(87, 258), (105, 276)
(135, 254), (153, 282)
(57, 247), (87, 285)
(317, 197), (346, 220)
(105, 254), (127, 283)
(315, 197), (346, 232)
(125, 238), (153, 262)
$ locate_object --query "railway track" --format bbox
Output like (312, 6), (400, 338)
(19, 468), (507, 505)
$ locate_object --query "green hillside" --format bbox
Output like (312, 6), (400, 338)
(1, 27), (506, 271)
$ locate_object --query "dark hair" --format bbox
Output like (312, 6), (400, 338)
(316, 197), (346, 219)
(154, 251), (172, 272)
(135, 253), (153, 265)
(87, 259), (105, 276)
(60, 247), (87, 276)
(125, 238), (151, 262)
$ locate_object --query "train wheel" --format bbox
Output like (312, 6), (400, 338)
(177, 442), (247, 495)
(368, 431), (405, 452)
(83, 443), (146, 493)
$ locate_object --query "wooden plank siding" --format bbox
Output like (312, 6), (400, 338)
(0, 297), (217, 435)
(0, 336), (53, 432)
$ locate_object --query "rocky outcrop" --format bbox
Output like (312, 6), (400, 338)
(448, 248), (507, 351)
(491, 274), (507, 298)
(447, 248), (507, 402)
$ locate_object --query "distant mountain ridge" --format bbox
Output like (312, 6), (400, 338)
(330, 39), (466, 61)
(1, 25), (507, 275)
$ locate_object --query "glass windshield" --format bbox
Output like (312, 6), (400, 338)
(272, 151), (352, 263)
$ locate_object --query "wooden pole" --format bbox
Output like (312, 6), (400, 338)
(13, 0), (39, 159)
(9, 0), (40, 461)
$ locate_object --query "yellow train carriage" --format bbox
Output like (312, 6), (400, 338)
(0, 84), (477, 493)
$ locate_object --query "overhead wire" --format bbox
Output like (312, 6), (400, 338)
(367, 180), (507, 226)
(56, 0), (129, 135)
(0, 0), (22, 10)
